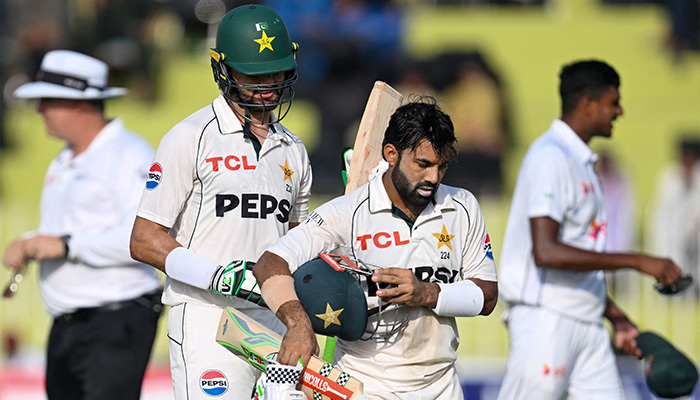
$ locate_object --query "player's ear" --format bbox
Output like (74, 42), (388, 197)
(580, 94), (599, 118)
(383, 144), (398, 166)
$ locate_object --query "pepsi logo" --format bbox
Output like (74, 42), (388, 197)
(483, 234), (494, 261)
(200, 369), (228, 396)
(146, 163), (163, 190)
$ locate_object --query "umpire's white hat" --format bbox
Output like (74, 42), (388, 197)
(14, 50), (128, 100)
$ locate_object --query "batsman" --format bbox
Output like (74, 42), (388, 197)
(130, 4), (312, 399)
(252, 99), (499, 399)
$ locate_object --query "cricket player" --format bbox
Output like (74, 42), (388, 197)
(252, 99), (499, 399)
(497, 60), (683, 399)
(129, 5), (312, 399)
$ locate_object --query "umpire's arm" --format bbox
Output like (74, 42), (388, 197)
(253, 251), (319, 368)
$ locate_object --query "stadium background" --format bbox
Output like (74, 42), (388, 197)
(0, 0), (699, 398)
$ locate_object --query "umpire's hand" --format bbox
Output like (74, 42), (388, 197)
(3, 235), (65, 270)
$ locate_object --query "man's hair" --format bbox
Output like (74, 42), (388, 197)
(382, 97), (458, 164)
(86, 100), (105, 113)
(559, 60), (620, 115)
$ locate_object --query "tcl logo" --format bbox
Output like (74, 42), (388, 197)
(216, 194), (291, 223)
(206, 155), (255, 171)
(356, 231), (409, 250)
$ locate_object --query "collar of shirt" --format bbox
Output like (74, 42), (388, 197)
(549, 119), (598, 165)
(367, 171), (458, 222)
(211, 94), (291, 145)
(57, 118), (124, 166)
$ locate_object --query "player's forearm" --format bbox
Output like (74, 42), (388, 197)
(473, 279), (498, 315)
(603, 296), (632, 325)
(130, 216), (180, 272)
(254, 251), (318, 366)
(534, 241), (645, 272)
(277, 300), (318, 367)
(531, 216), (654, 273)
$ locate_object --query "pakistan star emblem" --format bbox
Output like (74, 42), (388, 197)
(315, 304), (344, 329)
(279, 159), (295, 183)
(432, 224), (455, 251)
(254, 30), (275, 53)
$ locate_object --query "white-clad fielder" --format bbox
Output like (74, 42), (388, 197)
(129, 4), (312, 399)
(497, 60), (683, 400)
(252, 99), (499, 399)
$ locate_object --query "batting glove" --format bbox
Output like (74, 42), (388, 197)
(210, 260), (267, 306)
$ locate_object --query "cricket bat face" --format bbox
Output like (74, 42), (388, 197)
(217, 307), (365, 400)
(345, 81), (403, 194)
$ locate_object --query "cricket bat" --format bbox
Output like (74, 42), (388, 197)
(345, 81), (403, 194)
(217, 307), (366, 400)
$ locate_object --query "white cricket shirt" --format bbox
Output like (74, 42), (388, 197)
(499, 119), (607, 322)
(136, 95), (312, 319)
(38, 119), (161, 317)
(268, 173), (497, 391)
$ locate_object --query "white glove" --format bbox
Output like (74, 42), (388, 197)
(368, 160), (389, 181)
(209, 260), (266, 306)
(253, 363), (304, 400)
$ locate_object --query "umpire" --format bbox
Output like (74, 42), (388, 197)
(2, 50), (162, 400)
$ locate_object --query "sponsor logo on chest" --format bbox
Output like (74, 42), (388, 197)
(216, 194), (291, 223)
(356, 231), (409, 250)
(205, 155), (256, 171)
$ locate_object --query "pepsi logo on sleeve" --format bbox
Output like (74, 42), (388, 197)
(146, 162), (163, 190)
(483, 234), (494, 260)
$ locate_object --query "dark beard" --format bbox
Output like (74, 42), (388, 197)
(232, 88), (280, 114)
(391, 163), (436, 208)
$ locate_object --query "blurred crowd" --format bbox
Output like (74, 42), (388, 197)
(2, 0), (698, 192)
(0, 0), (699, 287)
(1, 0), (699, 263)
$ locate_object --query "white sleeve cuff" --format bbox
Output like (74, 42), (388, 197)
(433, 280), (484, 317)
(165, 247), (220, 290)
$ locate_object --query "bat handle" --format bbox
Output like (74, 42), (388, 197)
(3, 270), (25, 299)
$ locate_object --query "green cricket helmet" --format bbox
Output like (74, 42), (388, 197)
(292, 257), (368, 341)
(210, 4), (298, 122)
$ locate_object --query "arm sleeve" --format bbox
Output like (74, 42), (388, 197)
(459, 192), (497, 282)
(523, 147), (570, 223)
(266, 199), (350, 273)
(136, 122), (197, 228)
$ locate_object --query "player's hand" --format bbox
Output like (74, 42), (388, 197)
(210, 261), (265, 305)
(611, 317), (641, 358)
(277, 301), (318, 368)
(637, 256), (682, 287)
(373, 268), (439, 308)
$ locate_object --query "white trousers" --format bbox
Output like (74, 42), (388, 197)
(364, 366), (463, 400)
(497, 306), (624, 400)
(168, 302), (285, 400)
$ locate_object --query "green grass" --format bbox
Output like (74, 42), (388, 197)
(1, 0), (699, 365)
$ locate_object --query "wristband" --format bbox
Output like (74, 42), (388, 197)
(165, 247), (220, 290)
(60, 234), (71, 258)
(433, 279), (484, 317)
(260, 275), (297, 314)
